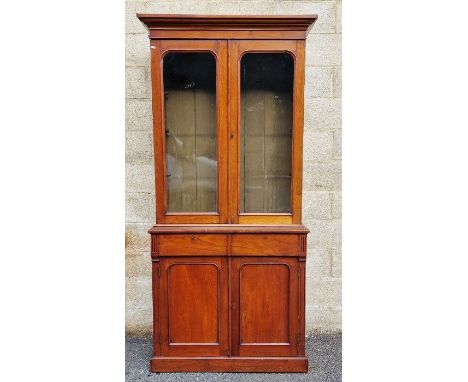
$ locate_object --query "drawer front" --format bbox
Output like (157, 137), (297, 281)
(231, 234), (301, 256)
(158, 234), (228, 256)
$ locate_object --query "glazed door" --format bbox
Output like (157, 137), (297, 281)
(228, 40), (306, 224)
(150, 40), (229, 224)
(230, 257), (300, 356)
(158, 257), (229, 356)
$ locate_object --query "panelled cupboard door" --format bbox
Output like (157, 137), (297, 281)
(158, 257), (229, 356)
(228, 40), (306, 225)
(230, 257), (300, 357)
(150, 40), (229, 224)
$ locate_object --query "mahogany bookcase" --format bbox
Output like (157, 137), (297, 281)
(137, 14), (317, 373)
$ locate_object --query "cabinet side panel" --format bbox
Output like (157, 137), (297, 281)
(150, 40), (166, 222)
(298, 255), (306, 356)
(152, 259), (161, 356)
(291, 40), (305, 224)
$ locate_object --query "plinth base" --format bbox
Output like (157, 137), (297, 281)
(150, 356), (308, 373)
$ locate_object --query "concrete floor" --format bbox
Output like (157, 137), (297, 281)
(126, 334), (342, 382)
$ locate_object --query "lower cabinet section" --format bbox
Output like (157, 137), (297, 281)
(150, 227), (308, 372)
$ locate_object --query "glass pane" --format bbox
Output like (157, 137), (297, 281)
(240, 53), (293, 213)
(163, 53), (217, 212)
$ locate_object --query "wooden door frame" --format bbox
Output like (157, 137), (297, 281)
(150, 39), (229, 224)
(228, 40), (306, 224)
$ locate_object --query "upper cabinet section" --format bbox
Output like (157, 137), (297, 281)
(138, 15), (316, 225)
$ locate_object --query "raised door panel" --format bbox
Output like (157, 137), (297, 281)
(231, 257), (299, 356)
(159, 257), (229, 356)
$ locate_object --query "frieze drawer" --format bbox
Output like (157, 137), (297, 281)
(157, 234), (228, 256)
(231, 234), (304, 256)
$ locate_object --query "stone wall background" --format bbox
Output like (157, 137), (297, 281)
(125, 0), (342, 335)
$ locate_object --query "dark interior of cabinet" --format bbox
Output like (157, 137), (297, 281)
(163, 52), (217, 213)
(240, 53), (294, 213)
